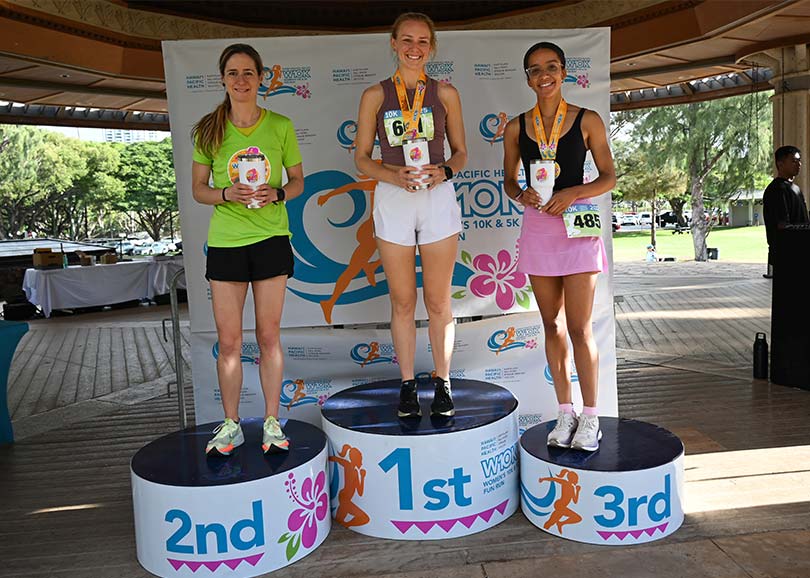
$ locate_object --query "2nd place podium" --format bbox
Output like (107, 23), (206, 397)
(131, 419), (330, 577)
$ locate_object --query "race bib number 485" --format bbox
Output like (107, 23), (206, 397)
(383, 107), (435, 147)
(563, 203), (601, 238)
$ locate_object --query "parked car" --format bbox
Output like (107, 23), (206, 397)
(159, 238), (178, 252)
(146, 241), (169, 255)
(117, 240), (135, 255)
(656, 211), (679, 227)
(638, 212), (653, 226)
(620, 213), (639, 226)
(612, 214), (620, 232)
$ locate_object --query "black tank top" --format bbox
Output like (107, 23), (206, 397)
(519, 108), (587, 192)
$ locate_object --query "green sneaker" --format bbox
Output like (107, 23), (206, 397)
(262, 416), (290, 454)
(205, 418), (244, 456)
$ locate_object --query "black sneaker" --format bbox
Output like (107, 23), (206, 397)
(397, 380), (421, 418)
(430, 377), (455, 416)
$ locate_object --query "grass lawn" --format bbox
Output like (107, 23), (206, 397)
(611, 225), (767, 263)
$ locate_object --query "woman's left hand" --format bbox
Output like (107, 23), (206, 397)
(248, 184), (276, 207)
(540, 188), (579, 216)
(419, 164), (448, 191)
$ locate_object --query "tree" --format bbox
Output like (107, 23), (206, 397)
(624, 91), (772, 260)
(615, 144), (686, 247)
(117, 138), (178, 241)
(0, 126), (53, 238)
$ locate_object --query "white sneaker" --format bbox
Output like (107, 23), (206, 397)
(571, 414), (602, 452)
(262, 416), (290, 454)
(205, 418), (244, 456)
(547, 411), (578, 448)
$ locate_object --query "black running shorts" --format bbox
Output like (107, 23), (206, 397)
(206, 235), (294, 282)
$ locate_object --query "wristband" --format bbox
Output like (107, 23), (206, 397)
(514, 189), (524, 200)
(221, 187), (227, 202)
(275, 188), (286, 203)
(442, 165), (453, 181)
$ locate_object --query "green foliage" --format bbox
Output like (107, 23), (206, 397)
(613, 90), (772, 260)
(0, 125), (177, 241)
(116, 138), (177, 241)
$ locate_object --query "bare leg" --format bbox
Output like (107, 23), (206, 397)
(376, 238), (417, 381)
(562, 272), (599, 407)
(529, 275), (571, 404)
(252, 275), (288, 418)
(210, 280), (249, 420)
(419, 234), (458, 379)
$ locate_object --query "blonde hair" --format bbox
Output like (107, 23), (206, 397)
(191, 44), (263, 158)
(391, 12), (438, 57)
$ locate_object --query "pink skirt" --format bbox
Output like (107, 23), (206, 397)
(516, 205), (608, 277)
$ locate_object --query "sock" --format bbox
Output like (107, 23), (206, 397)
(583, 406), (598, 416)
(559, 403), (574, 415)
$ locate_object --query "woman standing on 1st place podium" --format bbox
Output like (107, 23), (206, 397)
(191, 44), (305, 457)
(503, 42), (616, 451)
(354, 12), (467, 418)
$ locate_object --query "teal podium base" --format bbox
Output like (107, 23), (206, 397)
(0, 320), (29, 444)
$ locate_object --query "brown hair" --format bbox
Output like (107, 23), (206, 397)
(191, 43), (263, 158)
(391, 12), (437, 57)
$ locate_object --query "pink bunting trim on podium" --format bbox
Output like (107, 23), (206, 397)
(391, 499), (509, 535)
(596, 522), (669, 541)
(167, 553), (264, 572)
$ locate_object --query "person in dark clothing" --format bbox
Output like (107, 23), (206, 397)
(763, 146), (805, 278)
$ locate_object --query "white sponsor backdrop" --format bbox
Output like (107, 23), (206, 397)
(162, 29), (616, 426)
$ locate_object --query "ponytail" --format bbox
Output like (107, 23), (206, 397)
(191, 95), (230, 159)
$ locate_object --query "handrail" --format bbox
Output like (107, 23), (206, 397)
(168, 268), (187, 429)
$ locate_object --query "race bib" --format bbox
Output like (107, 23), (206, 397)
(382, 107), (435, 147)
(563, 203), (601, 238)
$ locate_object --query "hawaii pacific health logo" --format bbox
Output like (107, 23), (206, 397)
(479, 112), (510, 144)
(350, 341), (396, 367)
(487, 325), (541, 355)
(259, 64), (312, 99)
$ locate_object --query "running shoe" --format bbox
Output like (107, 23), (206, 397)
(571, 414), (602, 452)
(547, 411), (578, 448)
(430, 377), (455, 417)
(397, 379), (421, 418)
(262, 415), (290, 454)
(205, 418), (244, 456)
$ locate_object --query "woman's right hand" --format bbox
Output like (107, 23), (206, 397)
(391, 166), (426, 193)
(520, 186), (544, 210)
(223, 183), (257, 206)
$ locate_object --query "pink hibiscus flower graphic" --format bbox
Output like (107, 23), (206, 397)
(469, 249), (528, 310)
(278, 471), (328, 560)
(296, 83), (312, 99)
(576, 74), (590, 88)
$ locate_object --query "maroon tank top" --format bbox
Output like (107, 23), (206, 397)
(376, 76), (447, 166)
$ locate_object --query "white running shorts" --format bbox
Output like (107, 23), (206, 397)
(373, 180), (461, 246)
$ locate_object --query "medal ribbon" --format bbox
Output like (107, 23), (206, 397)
(532, 99), (568, 160)
(393, 69), (428, 141)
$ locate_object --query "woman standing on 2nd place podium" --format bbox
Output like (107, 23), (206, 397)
(503, 42), (616, 451)
(354, 12), (467, 419)
(191, 43), (305, 457)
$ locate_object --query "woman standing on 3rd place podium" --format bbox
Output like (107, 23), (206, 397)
(503, 42), (616, 452)
(354, 12), (467, 419)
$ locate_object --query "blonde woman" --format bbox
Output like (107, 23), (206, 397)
(354, 13), (467, 418)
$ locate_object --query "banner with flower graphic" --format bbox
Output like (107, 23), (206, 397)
(191, 312), (617, 426)
(163, 29), (615, 425)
